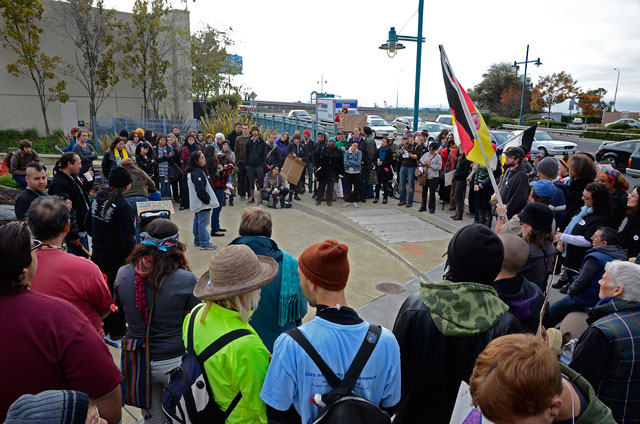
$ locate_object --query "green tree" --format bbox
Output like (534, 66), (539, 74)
(468, 62), (531, 115)
(531, 72), (579, 125)
(577, 88), (607, 116)
(120, 0), (171, 119)
(191, 24), (234, 110)
(51, 0), (119, 126)
(0, 0), (68, 136)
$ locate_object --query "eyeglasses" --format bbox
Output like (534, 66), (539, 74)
(31, 239), (42, 251)
(631, 193), (639, 199)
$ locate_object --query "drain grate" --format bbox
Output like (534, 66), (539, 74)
(376, 282), (404, 294)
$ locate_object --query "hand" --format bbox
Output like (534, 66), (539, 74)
(292, 154), (296, 158)
(496, 203), (507, 217)
(466, 180), (471, 186)
(556, 242), (564, 253)
(474, 184), (479, 192)
(297, 158), (302, 161)
(65, 199), (73, 211)
(377, 160), (382, 166)
(554, 231), (563, 243)
(273, 189), (279, 194)
(540, 326), (549, 344)
(89, 169), (94, 177)
(341, 147), (346, 151)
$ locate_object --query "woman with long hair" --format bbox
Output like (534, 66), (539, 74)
(180, 134), (202, 210)
(136, 142), (157, 182)
(121, 158), (156, 240)
(555, 182), (612, 284)
(48, 152), (90, 257)
(186, 150), (217, 250)
(114, 218), (200, 423)
(166, 134), (182, 203)
(597, 168), (629, 229)
(102, 136), (129, 181)
(517, 203), (556, 290)
(620, 186), (640, 258)
(126, 131), (140, 157)
(275, 131), (290, 164)
(86, 166), (135, 339)
(72, 130), (98, 191)
(560, 153), (597, 230)
(155, 134), (174, 199)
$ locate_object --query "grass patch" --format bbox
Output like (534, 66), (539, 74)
(0, 173), (22, 189)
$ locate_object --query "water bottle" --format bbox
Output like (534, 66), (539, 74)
(559, 339), (577, 365)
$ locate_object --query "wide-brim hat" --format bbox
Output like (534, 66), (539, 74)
(194, 244), (278, 301)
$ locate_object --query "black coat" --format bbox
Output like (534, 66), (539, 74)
(86, 188), (135, 263)
(493, 275), (545, 334)
(47, 171), (90, 240)
(620, 216), (640, 258)
(392, 293), (521, 423)
(561, 179), (588, 230)
(376, 147), (394, 183)
(611, 189), (628, 229)
(245, 137), (267, 167)
(317, 146), (344, 179)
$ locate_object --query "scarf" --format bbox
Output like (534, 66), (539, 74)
(379, 145), (389, 162)
(601, 169), (629, 193)
(134, 256), (153, 322)
(279, 251), (305, 326)
(565, 205), (593, 236)
(114, 148), (128, 165)
(157, 146), (169, 182)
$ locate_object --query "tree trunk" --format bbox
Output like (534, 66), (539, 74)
(40, 95), (51, 137)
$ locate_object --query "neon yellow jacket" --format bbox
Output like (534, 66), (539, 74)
(183, 302), (269, 423)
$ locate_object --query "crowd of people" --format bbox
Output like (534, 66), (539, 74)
(2, 121), (640, 424)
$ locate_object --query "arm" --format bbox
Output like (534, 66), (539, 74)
(560, 233), (592, 247)
(88, 144), (98, 160)
(143, 171), (156, 192)
(191, 171), (211, 204)
(432, 155), (442, 171)
(569, 327), (611, 389)
(568, 257), (600, 296)
(118, 200), (136, 257)
(93, 386), (122, 424)
(101, 154), (111, 180)
(10, 154), (24, 175)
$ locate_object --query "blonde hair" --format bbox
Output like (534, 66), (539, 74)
(201, 289), (261, 323)
(240, 207), (272, 237)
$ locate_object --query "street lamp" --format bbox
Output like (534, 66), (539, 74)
(613, 68), (621, 112)
(379, 0), (425, 132)
(513, 44), (542, 125)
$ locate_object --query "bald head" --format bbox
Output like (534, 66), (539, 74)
(498, 234), (530, 277)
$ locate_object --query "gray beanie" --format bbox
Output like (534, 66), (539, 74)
(537, 156), (559, 179)
(6, 390), (89, 423)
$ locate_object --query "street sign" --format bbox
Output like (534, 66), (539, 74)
(221, 55), (243, 75)
(249, 91), (257, 100)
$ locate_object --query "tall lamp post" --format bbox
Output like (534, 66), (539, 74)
(613, 68), (621, 112)
(379, 0), (425, 132)
(513, 44), (542, 125)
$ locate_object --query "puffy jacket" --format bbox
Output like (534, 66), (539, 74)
(392, 281), (521, 423)
(493, 275), (544, 334)
(569, 244), (628, 307)
(518, 241), (556, 290)
(245, 137), (267, 167)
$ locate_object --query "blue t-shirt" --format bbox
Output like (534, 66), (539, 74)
(260, 316), (401, 424)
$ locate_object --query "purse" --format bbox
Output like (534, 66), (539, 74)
(120, 279), (164, 410)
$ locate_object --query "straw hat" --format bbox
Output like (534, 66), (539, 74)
(194, 245), (278, 301)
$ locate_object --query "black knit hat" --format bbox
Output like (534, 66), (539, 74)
(518, 202), (553, 233)
(6, 390), (89, 423)
(108, 166), (132, 188)
(447, 224), (504, 284)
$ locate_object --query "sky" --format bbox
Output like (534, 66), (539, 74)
(105, 0), (640, 114)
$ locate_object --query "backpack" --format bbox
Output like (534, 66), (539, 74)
(286, 325), (391, 424)
(162, 304), (251, 423)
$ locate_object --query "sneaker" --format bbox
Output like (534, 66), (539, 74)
(406, 203), (413, 208)
(398, 202), (406, 206)
(343, 202), (352, 207)
(199, 244), (217, 250)
(353, 202), (359, 208)
(239, 196), (246, 201)
(247, 198), (255, 204)
(373, 198), (379, 204)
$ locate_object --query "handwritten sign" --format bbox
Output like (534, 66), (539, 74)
(136, 200), (175, 215)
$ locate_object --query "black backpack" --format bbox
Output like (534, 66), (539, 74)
(286, 325), (391, 424)
(162, 304), (251, 423)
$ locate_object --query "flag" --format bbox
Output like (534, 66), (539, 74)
(501, 123), (537, 154)
(439, 45), (494, 167)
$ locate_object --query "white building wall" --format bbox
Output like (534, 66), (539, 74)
(0, 0), (192, 134)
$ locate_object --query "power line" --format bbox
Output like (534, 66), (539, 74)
(398, 9), (418, 33)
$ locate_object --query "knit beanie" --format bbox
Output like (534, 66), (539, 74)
(299, 239), (349, 291)
(518, 202), (554, 233)
(108, 166), (132, 189)
(303, 129), (311, 136)
(6, 390), (89, 424)
(537, 157), (559, 178)
(447, 224), (504, 285)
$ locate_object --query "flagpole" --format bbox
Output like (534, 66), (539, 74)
(440, 45), (503, 205)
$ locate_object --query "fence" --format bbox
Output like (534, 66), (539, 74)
(248, 112), (339, 137)
(92, 116), (199, 144)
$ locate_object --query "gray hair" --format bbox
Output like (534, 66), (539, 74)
(215, 132), (224, 141)
(604, 260), (640, 302)
(26, 196), (70, 241)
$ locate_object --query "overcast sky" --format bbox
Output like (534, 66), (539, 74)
(105, 0), (640, 114)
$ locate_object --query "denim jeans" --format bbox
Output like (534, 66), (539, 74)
(362, 163), (374, 197)
(12, 175), (27, 188)
(305, 162), (314, 192)
(210, 189), (225, 233)
(399, 166), (416, 204)
(193, 209), (211, 247)
(545, 295), (587, 328)
(159, 180), (172, 198)
(125, 195), (148, 242)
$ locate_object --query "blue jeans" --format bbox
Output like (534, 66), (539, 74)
(159, 180), (172, 198)
(362, 163), (374, 197)
(12, 175), (27, 188)
(126, 195), (148, 242)
(65, 233), (89, 258)
(193, 209), (211, 247)
(210, 189), (225, 232)
(545, 295), (586, 328)
(399, 166), (416, 204)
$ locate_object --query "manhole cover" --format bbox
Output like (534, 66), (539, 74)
(376, 282), (404, 294)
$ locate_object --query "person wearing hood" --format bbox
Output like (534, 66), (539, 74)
(497, 146), (530, 219)
(315, 137), (344, 206)
(363, 126), (378, 198)
(545, 227), (628, 328)
(494, 234), (545, 333)
(392, 224), (521, 423)
(179, 134), (201, 210)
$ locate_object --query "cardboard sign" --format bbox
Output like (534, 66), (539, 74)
(281, 154), (307, 186)
(136, 200), (175, 215)
(449, 381), (494, 424)
(339, 114), (368, 131)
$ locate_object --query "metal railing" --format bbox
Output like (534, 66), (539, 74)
(248, 112), (339, 137)
(501, 124), (639, 139)
(92, 116), (199, 141)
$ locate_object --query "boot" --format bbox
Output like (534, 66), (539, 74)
(294, 193), (301, 201)
(288, 192), (293, 202)
(280, 196), (286, 208)
(451, 212), (463, 220)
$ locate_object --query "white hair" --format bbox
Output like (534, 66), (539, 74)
(215, 132), (224, 141)
(604, 260), (640, 302)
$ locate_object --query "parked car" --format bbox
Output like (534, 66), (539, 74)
(391, 116), (423, 133)
(367, 117), (397, 139)
(625, 143), (640, 177)
(288, 109), (312, 121)
(417, 122), (449, 142)
(490, 130), (513, 156)
(596, 139), (640, 171)
(238, 103), (256, 112)
(509, 130), (577, 157)
(436, 115), (454, 130)
(605, 118), (640, 128)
